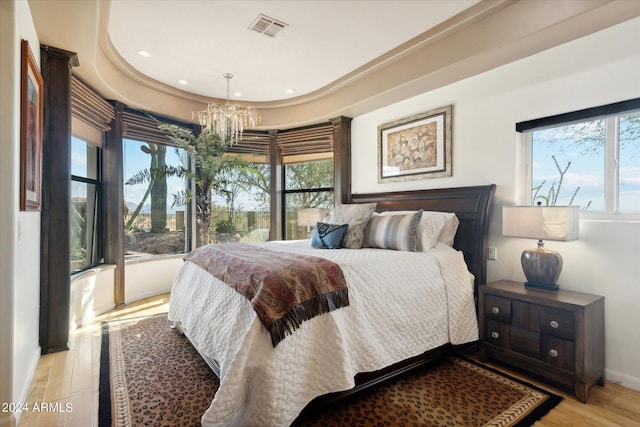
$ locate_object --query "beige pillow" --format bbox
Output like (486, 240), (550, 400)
(328, 203), (377, 249)
(426, 211), (459, 247)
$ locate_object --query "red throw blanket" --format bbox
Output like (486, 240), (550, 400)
(184, 243), (349, 346)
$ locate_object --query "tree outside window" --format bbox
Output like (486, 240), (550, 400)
(530, 112), (640, 213)
(123, 138), (188, 256)
(284, 159), (334, 240)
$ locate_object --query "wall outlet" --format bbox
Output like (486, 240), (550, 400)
(488, 247), (497, 260)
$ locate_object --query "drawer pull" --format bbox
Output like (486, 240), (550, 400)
(550, 320), (559, 329)
(491, 307), (500, 314)
(549, 349), (558, 358)
(491, 331), (500, 339)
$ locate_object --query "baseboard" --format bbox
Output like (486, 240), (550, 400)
(12, 345), (42, 426)
(124, 289), (171, 306)
(605, 368), (640, 392)
(0, 347), (39, 427)
(93, 302), (116, 317)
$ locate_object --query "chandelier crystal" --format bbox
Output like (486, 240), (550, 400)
(194, 73), (260, 144)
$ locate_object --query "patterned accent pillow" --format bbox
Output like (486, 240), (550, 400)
(327, 203), (377, 249)
(311, 223), (348, 249)
(374, 210), (459, 250)
(364, 210), (422, 252)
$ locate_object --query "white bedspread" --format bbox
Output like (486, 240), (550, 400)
(168, 240), (479, 427)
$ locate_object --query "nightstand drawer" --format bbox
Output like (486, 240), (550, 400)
(486, 319), (510, 348)
(542, 335), (575, 371)
(511, 326), (540, 358)
(540, 307), (574, 340)
(485, 295), (511, 322)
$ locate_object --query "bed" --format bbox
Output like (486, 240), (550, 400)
(168, 184), (496, 427)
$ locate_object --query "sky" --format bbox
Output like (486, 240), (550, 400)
(122, 139), (186, 214)
(121, 138), (262, 213)
(532, 118), (640, 213)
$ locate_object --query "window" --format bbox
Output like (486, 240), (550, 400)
(70, 136), (101, 273)
(123, 138), (189, 257)
(276, 123), (336, 240)
(520, 100), (640, 215)
(209, 156), (271, 244)
(619, 112), (640, 212)
(284, 159), (334, 240)
(69, 76), (113, 273)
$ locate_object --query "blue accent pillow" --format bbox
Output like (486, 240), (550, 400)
(311, 222), (348, 249)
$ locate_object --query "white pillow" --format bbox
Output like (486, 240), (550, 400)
(422, 211), (459, 247)
(374, 210), (458, 250)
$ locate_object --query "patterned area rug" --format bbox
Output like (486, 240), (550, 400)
(99, 314), (562, 426)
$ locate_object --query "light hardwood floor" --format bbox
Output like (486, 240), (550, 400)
(18, 294), (171, 427)
(18, 293), (640, 427)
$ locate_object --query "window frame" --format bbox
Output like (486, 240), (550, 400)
(70, 137), (103, 273)
(281, 158), (335, 240)
(519, 99), (640, 221)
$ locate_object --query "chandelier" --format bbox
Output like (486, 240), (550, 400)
(194, 73), (260, 144)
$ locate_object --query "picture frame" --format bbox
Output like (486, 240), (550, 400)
(20, 39), (44, 211)
(378, 105), (452, 182)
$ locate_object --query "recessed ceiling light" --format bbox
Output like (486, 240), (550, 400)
(233, 92), (243, 97)
(137, 50), (151, 57)
(286, 88), (296, 94)
(178, 79), (188, 85)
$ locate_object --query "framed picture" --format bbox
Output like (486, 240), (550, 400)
(378, 105), (452, 182)
(20, 39), (44, 211)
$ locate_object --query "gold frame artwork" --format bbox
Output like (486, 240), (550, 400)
(20, 39), (44, 211)
(378, 105), (452, 182)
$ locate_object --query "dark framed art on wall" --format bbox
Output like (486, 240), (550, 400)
(378, 105), (452, 182)
(20, 39), (44, 211)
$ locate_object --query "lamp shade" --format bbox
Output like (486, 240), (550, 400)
(502, 205), (579, 291)
(297, 208), (330, 227)
(503, 206), (579, 241)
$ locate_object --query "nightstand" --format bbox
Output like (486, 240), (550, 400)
(478, 280), (605, 403)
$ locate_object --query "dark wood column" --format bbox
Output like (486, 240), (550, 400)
(331, 116), (352, 204)
(268, 129), (282, 240)
(39, 45), (78, 354)
(104, 102), (126, 306)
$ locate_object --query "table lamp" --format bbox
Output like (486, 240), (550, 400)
(297, 208), (330, 237)
(502, 204), (579, 291)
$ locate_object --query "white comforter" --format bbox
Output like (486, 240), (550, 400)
(168, 240), (479, 427)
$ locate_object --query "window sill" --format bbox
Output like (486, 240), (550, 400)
(124, 252), (186, 266)
(580, 212), (640, 223)
(71, 264), (116, 282)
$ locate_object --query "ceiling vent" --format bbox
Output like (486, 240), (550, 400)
(250, 14), (288, 37)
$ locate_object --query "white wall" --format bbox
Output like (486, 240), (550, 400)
(68, 256), (184, 330)
(124, 256), (184, 304)
(0, 1), (42, 426)
(351, 17), (640, 391)
(70, 265), (116, 329)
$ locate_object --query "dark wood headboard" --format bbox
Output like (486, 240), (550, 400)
(349, 184), (496, 296)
